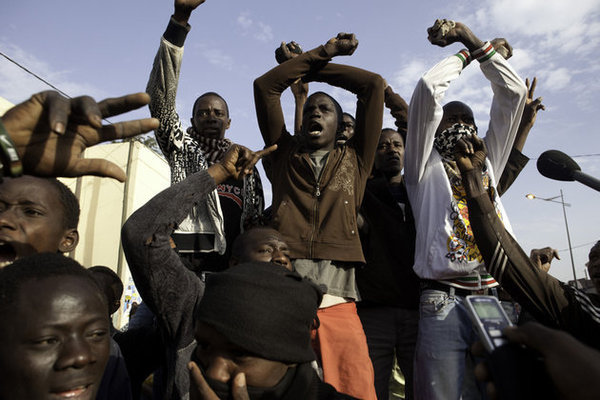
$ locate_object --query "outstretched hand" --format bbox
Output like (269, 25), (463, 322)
(324, 33), (358, 57)
(0, 90), (159, 181)
(212, 144), (277, 182)
(521, 77), (545, 125)
(453, 135), (487, 173)
(529, 247), (560, 272)
(189, 361), (250, 400)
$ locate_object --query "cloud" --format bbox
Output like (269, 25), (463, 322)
(472, 0), (600, 55)
(201, 48), (234, 71)
(236, 12), (274, 43)
(544, 67), (571, 91)
(0, 40), (101, 104)
(391, 59), (429, 96)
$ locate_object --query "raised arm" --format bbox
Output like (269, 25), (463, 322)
(405, 20), (527, 184)
(253, 33), (357, 147)
(384, 84), (409, 132)
(306, 62), (385, 172)
(146, 0), (206, 155)
(274, 41), (307, 135)
(454, 136), (600, 344)
(121, 143), (275, 336)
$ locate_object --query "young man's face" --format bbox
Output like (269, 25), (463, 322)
(336, 113), (355, 147)
(0, 276), (110, 400)
(301, 93), (339, 151)
(375, 129), (405, 177)
(233, 228), (292, 271)
(0, 176), (78, 267)
(193, 322), (290, 393)
(191, 95), (231, 139)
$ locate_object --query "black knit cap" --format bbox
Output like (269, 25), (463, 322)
(195, 262), (322, 363)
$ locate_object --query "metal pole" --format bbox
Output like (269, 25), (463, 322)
(560, 189), (577, 286)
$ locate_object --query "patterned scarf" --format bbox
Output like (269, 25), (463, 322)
(434, 123), (478, 162)
(187, 127), (233, 166)
(186, 127), (264, 231)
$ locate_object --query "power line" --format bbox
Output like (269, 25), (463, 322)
(0, 50), (71, 98)
(0, 49), (116, 124)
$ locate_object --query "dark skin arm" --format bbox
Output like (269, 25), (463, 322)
(1, 90), (159, 180)
(275, 41), (308, 135)
(513, 77), (545, 152)
(172, 0), (206, 25)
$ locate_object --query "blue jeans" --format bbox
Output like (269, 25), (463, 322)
(414, 289), (483, 400)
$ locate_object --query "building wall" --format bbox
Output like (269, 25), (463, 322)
(60, 141), (170, 328)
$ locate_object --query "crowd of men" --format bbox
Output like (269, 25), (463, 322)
(0, 1), (599, 399)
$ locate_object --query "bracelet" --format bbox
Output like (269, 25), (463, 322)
(0, 119), (23, 177)
(472, 41), (496, 63)
(455, 49), (472, 68)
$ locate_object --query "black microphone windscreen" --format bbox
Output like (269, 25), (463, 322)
(537, 150), (581, 182)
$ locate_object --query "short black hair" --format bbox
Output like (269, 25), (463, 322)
(342, 112), (355, 124)
(381, 127), (406, 145)
(89, 265), (123, 312)
(0, 253), (103, 317)
(192, 92), (230, 118)
(305, 92), (344, 133)
(47, 178), (80, 229)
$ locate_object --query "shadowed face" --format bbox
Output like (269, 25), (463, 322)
(191, 94), (231, 139)
(231, 228), (292, 271)
(193, 322), (290, 394)
(0, 176), (78, 267)
(375, 129), (405, 178)
(336, 113), (355, 146)
(301, 93), (339, 151)
(0, 276), (110, 400)
(587, 242), (600, 292)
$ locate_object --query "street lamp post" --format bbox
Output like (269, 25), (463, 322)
(525, 190), (578, 286)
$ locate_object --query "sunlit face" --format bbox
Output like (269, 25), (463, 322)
(239, 228), (292, 271)
(0, 276), (110, 400)
(0, 176), (78, 267)
(193, 322), (290, 394)
(191, 95), (231, 139)
(301, 93), (339, 151)
(336, 114), (355, 146)
(375, 129), (405, 178)
(587, 242), (600, 291)
(436, 101), (476, 136)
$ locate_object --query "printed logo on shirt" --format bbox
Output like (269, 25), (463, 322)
(445, 167), (502, 263)
(217, 184), (243, 208)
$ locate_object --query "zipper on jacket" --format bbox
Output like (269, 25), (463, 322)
(308, 154), (329, 258)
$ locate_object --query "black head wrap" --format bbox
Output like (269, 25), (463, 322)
(195, 262), (322, 363)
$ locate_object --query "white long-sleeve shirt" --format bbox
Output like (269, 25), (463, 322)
(405, 44), (527, 286)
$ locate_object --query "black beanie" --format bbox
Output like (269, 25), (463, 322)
(195, 262), (322, 363)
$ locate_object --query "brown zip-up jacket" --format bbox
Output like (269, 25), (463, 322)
(254, 45), (384, 262)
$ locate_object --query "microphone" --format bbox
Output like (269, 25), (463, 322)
(537, 150), (600, 192)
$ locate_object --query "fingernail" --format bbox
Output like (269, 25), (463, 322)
(235, 373), (246, 387)
(54, 122), (65, 134)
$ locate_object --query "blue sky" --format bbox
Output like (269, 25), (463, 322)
(2, 0), (600, 282)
